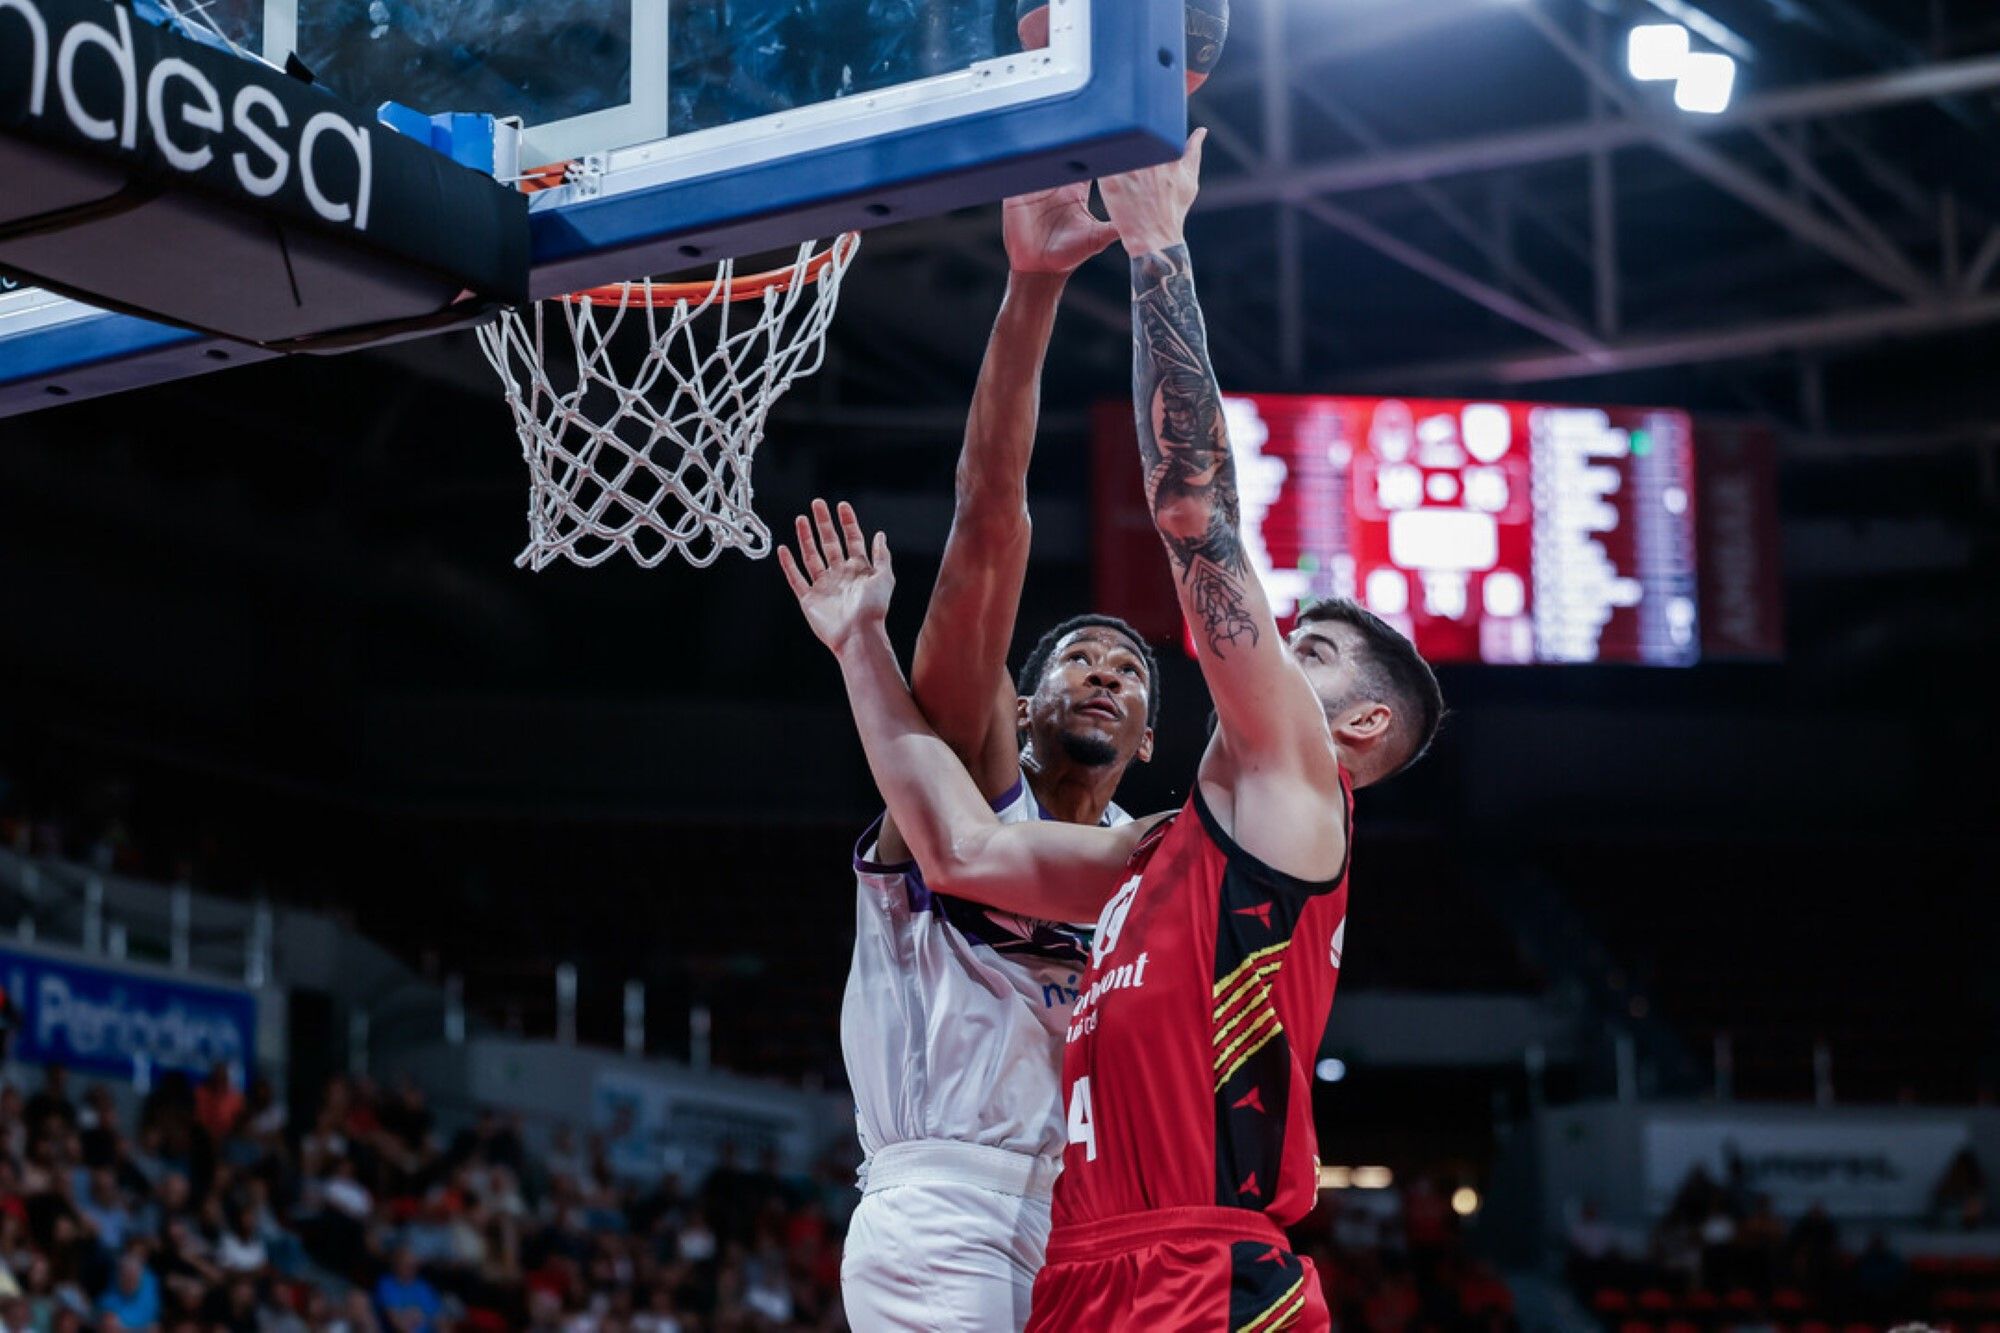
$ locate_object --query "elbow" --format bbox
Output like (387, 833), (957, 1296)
(924, 855), (973, 900)
(1154, 495), (1211, 545)
(923, 831), (988, 899)
(949, 499), (1032, 550)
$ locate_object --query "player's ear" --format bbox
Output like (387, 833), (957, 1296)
(1335, 701), (1392, 746)
(1137, 727), (1155, 764)
(1015, 695), (1032, 732)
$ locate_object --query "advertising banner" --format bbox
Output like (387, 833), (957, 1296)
(0, 946), (257, 1083)
(1644, 1116), (1969, 1219)
(593, 1067), (804, 1183)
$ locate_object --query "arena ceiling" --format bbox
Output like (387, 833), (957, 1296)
(837, 0), (2000, 458)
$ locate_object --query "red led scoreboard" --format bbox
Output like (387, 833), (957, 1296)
(1094, 395), (1783, 666)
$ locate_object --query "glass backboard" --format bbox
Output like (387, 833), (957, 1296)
(144, 0), (1092, 182)
(256, 0), (1033, 167)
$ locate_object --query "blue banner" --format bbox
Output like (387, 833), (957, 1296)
(0, 947), (257, 1084)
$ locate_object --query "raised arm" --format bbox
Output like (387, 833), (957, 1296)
(906, 187), (1119, 797)
(782, 501), (1155, 923)
(1097, 134), (1333, 774)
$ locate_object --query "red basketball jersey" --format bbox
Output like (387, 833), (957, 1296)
(1053, 773), (1353, 1231)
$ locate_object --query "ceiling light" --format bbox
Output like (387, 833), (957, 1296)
(1627, 24), (1689, 81)
(1674, 51), (1737, 113)
(1452, 1187), (1481, 1216)
(1315, 1058), (1348, 1083)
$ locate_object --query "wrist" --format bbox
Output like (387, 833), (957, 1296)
(831, 617), (894, 665)
(1005, 268), (1071, 297)
(1122, 229), (1186, 257)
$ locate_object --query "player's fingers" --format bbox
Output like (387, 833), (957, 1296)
(812, 498), (845, 564)
(837, 502), (868, 563)
(873, 531), (893, 574)
(776, 545), (810, 600)
(795, 514), (826, 578)
(1187, 126), (1208, 172)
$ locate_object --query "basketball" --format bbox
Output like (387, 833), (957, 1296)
(1017, 0), (1230, 93)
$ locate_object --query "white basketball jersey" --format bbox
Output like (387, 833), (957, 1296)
(843, 770), (1132, 1165)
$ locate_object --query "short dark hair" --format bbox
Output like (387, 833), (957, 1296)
(1296, 598), (1444, 777)
(1017, 615), (1162, 729)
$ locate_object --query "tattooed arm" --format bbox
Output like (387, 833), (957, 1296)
(1100, 135), (1346, 875)
(1128, 243), (1263, 657)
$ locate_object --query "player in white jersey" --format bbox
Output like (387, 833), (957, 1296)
(836, 187), (1162, 1332)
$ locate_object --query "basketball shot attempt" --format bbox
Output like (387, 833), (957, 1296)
(782, 134), (1443, 1332)
(825, 190), (1163, 1332)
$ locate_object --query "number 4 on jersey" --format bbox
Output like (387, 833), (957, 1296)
(1067, 1076), (1097, 1162)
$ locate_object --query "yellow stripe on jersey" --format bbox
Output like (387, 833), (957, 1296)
(1213, 941), (1289, 1002)
(1214, 1010), (1283, 1087)
(1215, 1026), (1283, 1089)
(1236, 1275), (1308, 1332)
(1214, 961), (1284, 1027)
(1213, 987), (1275, 1051)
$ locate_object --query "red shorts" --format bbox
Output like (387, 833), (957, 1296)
(1025, 1206), (1330, 1333)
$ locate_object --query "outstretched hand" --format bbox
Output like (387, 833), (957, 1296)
(1003, 181), (1120, 275)
(779, 499), (896, 654)
(1099, 129), (1206, 257)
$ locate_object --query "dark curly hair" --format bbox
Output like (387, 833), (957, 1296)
(1016, 615), (1162, 729)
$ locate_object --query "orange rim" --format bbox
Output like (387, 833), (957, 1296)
(563, 233), (860, 308)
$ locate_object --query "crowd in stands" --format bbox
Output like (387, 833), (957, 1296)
(1569, 1155), (1996, 1333)
(0, 1062), (856, 1332)
(0, 1055), (1520, 1333)
(1294, 1179), (1520, 1333)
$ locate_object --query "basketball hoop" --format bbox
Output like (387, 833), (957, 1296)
(478, 233), (861, 571)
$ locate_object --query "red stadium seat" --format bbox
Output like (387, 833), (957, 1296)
(1665, 1319), (1702, 1333)
(1640, 1290), (1677, 1312)
(1620, 1319), (1659, 1333)
(1839, 1321), (1877, 1333)
(1773, 1289), (1810, 1312)
(1725, 1289), (1761, 1312)
(1596, 1290), (1634, 1314)
(1684, 1290), (1720, 1312)
(1941, 1289), (1981, 1310)
(1797, 1319), (1833, 1333)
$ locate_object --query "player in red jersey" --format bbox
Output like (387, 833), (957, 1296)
(780, 132), (1442, 1333)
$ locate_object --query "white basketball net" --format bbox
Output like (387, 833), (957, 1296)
(477, 236), (860, 570)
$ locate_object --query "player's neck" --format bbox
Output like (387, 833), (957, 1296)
(1024, 757), (1122, 826)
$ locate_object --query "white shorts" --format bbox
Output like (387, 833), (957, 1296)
(840, 1140), (1061, 1333)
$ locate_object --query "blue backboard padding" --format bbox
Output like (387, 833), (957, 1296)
(0, 307), (273, 417)
(378, 104), (500, 177)
(531, 0), (1188, 296)
(0, 309), (199, 384)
